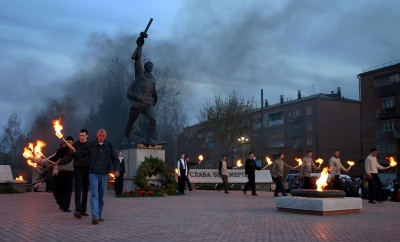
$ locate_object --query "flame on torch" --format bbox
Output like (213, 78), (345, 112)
(266, 156), (272, 165)
(198, 155), (203, 161)
(53, 118), (64, 138)
(347, 161), (355, 166)
(27, 159), (37, 168)
(34, 140), (46, 158)
(387, 156), (397, 167)
(316, 158), (323, 165)
(316, 167), (329, 191)
(15, 176), (24, 180)
(294, 158), (302, 168)
(174, 168), (178, 174)
(23, 147), (34, 159)
(236, 159), (243, 168)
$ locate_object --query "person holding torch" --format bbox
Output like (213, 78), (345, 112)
(57, 128), (120, 224)
(365, 148), (389, 203)
(300, 150), (319, 189)
(329, 149), (349, 190)
(271, 153), (295, 197)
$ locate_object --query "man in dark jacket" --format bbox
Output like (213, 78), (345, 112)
(114, 151), (126, 196)
(184, 155), (199, 191)
(63, 128), (120, 225)
(243, 152), (262, 196)
(58, 129), (91, 218)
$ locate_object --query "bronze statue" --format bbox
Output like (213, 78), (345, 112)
(121, 18), (158, 146)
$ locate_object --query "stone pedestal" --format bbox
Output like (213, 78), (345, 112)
(120, 145), (165, 192)
(275, 196), (362, 216)
(0, 165), (27, 192)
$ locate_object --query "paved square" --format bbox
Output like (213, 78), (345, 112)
(0, 190), (399, 241)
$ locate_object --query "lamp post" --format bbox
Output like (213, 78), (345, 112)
(238, 137), (249, 165)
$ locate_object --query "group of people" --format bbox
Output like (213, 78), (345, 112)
(37, 128), (121, 224)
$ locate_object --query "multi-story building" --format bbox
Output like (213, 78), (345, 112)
(358, 61), (400, 178)
(180, 88), (362, 176)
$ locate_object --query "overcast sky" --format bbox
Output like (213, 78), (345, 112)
(1, 0), (399, 130)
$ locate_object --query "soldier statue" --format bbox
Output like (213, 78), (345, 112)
(121, 35), (158, 146)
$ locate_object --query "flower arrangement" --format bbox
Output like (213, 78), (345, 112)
(118, 157), (178, 197)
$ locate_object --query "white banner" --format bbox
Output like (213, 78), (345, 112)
(188, 169), (273, 183)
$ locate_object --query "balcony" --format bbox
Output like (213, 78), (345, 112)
(375, 83), (400, 96)
(393, 130), (400, 139)
(288, 130), (302, 138)
(288, 116), (302, 123)
(376, 106), (400, 119)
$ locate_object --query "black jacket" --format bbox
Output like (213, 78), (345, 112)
(244, 158), (261, 174)
(75, 139), (120, 175)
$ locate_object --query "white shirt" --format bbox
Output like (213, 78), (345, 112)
(329, 156), (346, 175)
(119, 157), (123, 163)
(177, 158), (187, 176)
(365, 154), (384, 175)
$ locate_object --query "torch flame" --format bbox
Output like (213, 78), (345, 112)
(266, 156), (272, 165)
(53, 118), (64, 139)
(174, 168), (178, 174)
(387, 156), (397, 167)
(236, 159), (243, 167)
(27, 159), (37, 168)
(23, 147), (34, 159)
(15, 176), (23, 180)
(315, 158), (323, 165)
(295, 158), (302, 166)
(198, 155), (203, 161)
(34, 140), (46, 158)
(347, 161), (355, 166)
(316, 167), (329, 191)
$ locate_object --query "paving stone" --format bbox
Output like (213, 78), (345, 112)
(0, 190), (399, 241)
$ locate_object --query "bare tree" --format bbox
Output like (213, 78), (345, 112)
(195, 91), (256, 167)
(0, 112), (25, 166)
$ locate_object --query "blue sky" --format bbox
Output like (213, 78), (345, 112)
(1, 0), (399, 130)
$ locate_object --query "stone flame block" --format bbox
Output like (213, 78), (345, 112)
(275, 196), (362, 216)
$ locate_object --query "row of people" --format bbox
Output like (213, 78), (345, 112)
(37, 128), (121, 224)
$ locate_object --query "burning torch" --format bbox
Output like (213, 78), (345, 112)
(262, 156), (273, 169)
(53, 118), (74, 150)
(315, 158), (323, 169)
(234, 159), (243, 169)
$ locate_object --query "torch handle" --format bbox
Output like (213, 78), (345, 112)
(61, 137), (74, 150)
(36, 167), (42, 174)
(40, 154), (54, 164)
(348, 166), (352, 171)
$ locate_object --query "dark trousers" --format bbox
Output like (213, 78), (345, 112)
(243, 172), (256, 195)
(219, 175), (228, 192)
(184, 176), (192, 191)
(332, 175), (342, 190)
(124, 105), (156, 138)
(303, 177), (313, 189)
(74, 166), (89, 213)
(114, 173), (124, 195)
(58, 171), (74, 210)
(274, 176), (286, 196)
(178, 170), (186, 193)
(368, 173), (383, 202)
(53, 175), (58, 202)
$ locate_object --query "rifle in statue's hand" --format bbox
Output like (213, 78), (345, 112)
(131, 18), (153, 60)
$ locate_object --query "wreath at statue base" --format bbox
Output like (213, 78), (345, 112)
(117, 157), (179, 197)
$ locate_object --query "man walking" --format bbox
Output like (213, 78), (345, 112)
(218, 155), (232, 194)
(68, 129), (120, 224)
(300, 150), (319, 189)
(58, 129), (91, 218)
(271, 153), (295, 197)
(177, 153), (187, 195)
(184, 156), (199, 192)
(243, 152), (262, 196)
(365, 148), (389, 203)
(329, 149), (349, 190)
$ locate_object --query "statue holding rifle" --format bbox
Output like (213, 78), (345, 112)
(121, 18), (158, 146)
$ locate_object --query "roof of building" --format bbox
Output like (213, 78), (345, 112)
(358, 61), (400, 76)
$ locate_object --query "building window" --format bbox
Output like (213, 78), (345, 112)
(307, 107), (312, 115)
(293, 138), (302, 147)
(384, 121), (396, 131)
(374, 73), (400, 87)
(289, 109), (300, 118)
(307, 121), (313, 130)
(382, 97), (395, 109)
(270, 139), (284, 147)
(307, 137), (312, 145)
